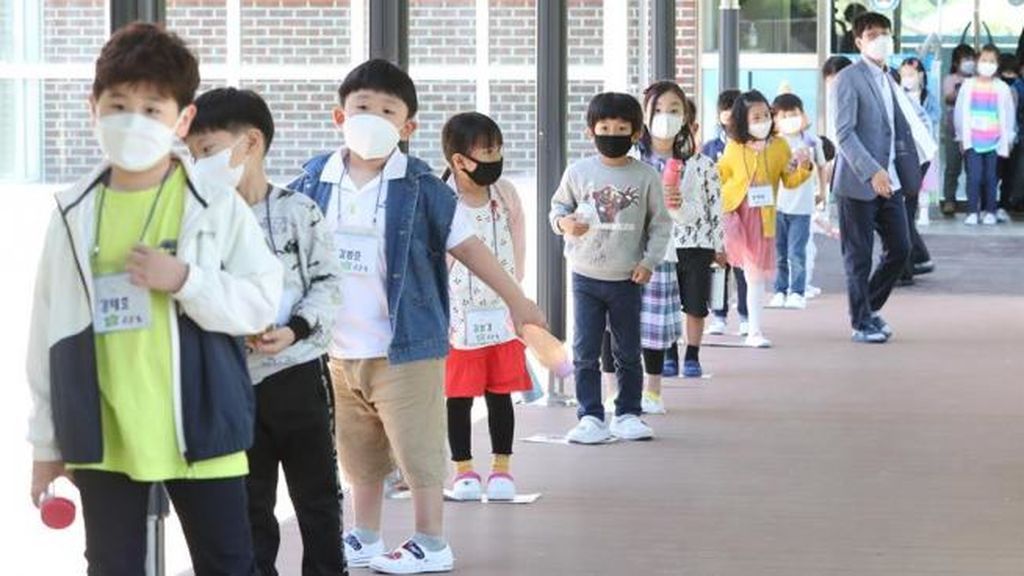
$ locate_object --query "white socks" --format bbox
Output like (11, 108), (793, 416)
(746, 279), (765, 336)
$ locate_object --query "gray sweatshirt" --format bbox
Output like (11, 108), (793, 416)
(248, 186), (343, 385)
(549, 155), (672, 281)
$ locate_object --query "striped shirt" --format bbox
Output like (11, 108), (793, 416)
(969, 81), (1001, 153)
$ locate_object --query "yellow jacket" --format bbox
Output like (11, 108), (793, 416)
(717, 138), (812, 237)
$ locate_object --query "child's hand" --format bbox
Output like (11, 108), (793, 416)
(126, 245), (189, 293)
(509, 297), (547, 336)
(664, 185), (683, 210)
(31, 460), (68, 507)
(558, 215), (590, 238)
(714, 252), (728, 267)
(252, 327), (296, 355)
(631, 265), (653, 285)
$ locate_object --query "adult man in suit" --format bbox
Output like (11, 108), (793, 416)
(832, 12), (923, 343)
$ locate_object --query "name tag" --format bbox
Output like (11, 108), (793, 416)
(465, 307), (509, 347)
(94, 273), (152, 334)
(335, 228), (379, 277)
(747, 185), (775, 208)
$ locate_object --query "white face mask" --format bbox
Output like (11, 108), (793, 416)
(863, 34), (894, 62)
(978, 61), (999, 78)
(749, 121), (772, 140)
(342, 113), (401, 160)
(900, 75), (921, 91)
(193, 139), (246, 189)
(649, 113), (685, 140)
(96, 113), (180, 172)
(960, 60), (976, 76)
(777, 116), (803, 136)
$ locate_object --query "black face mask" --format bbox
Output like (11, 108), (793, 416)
(594, 135), (634, 158)
(464, 156), (504, 186)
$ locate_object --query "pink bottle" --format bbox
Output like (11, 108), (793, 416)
(39, 487), (76, 530)
(521, 324), (572, 378)
(662, 158), (684, 215)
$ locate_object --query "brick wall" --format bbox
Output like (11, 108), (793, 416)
(676, 0), (698, 96)
(42, 0), (107, 63)
(42, 80), (103, 180)
(242, 1), (351, 65)
(410, 0), (476, 67)
(406, 80), (477, 170)
(167, 0), (227, 63)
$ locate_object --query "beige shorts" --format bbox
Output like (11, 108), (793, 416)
(328, 357), (447, 490)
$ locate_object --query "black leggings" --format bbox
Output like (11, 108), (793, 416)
(600, 330), (667, 376)
(447, 393), (514, 462)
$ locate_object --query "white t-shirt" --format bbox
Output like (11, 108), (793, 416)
(322, 149), (475, 359)
(777, 134), (826, 216)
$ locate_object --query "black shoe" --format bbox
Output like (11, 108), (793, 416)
(913, 260), (935, 275)
(897, 276), (915, 287)
(870, 314), (893, 338)
(941, 201), (956, 216)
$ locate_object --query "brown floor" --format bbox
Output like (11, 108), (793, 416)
(255, 232), (1024, 576)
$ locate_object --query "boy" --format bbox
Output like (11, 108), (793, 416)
(768, 93), (828, 310)
(702, 89), (749, 337)
(288, 58), (545, 575)
(27, 24), (283, 575)
(549, 92), (672, 445)
(187, 87), (345, 576)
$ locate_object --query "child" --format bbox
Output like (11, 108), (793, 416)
(718, 90), (812, 348)
(702, 89), (749, 337)
(187, 88), (345, 576)
(768, 93), (827, 310)
(288, 59), (544, 575)
(942, 44), (977, 215)
(955, 44), (1018, 225)
(27, 24), (283, 574)
(549, 92), (672, 444)
(439, 112), (530, 501)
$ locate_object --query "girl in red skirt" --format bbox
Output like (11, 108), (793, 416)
(441, 113), (530, 501)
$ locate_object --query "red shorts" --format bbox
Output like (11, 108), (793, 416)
(445, 340), (532, 398)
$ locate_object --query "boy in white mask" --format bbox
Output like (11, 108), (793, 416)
(187, 87), (345, 576)
(26, 24), (282, 574)
(289, 59), (545, 575)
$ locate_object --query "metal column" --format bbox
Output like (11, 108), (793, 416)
(718, 0), (740, 92)
(110, 0), (164, 32)
(652, 0), (676, 81)
(369, 0), (409, 69)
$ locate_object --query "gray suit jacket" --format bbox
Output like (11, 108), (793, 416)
(832, 59), (923, 201)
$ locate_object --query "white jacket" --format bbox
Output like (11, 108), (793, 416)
(954, 77), (1018, 157)
(27, 154), (283, 462)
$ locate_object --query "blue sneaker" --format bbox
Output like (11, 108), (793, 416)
(870, 313), (893, 338)
(662, 359), (679, 377)
(851, 327), (888, 344)
(682, 359), (703, 378)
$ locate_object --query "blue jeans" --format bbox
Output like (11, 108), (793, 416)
(965, 149), (999, 214)
(774, 213), (811, 296)
(572, 273), (643, 421)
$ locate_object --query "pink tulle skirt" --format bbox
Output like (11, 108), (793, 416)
(724, 200), (776, 282)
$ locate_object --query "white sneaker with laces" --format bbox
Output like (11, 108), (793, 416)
(767, 292), (787, 308)
(705, 316), (727, 335)
(982, 212), (997, 226)
(964, 213), (979, 226)
(737, 320), (750, 337)
(784, 293), (806, 309)
(609, 414), (654, 441)
(343, 532), (387, 569)
(566, 415), (612, 444)
(996, 208), (1010, 223)
(745, 333), (773, 348)
(368, 539), (454, 575)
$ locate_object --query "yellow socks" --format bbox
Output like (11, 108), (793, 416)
(455, 460), (474, 475)
(491, 454), (511, 475)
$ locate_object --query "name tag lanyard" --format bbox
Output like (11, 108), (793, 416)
(742, 144), (771, 191)
(336, 165), (386, 229)
(464, 189), (502, 307)
(261, 184), (281, 252)
(91, 162), (176, 263)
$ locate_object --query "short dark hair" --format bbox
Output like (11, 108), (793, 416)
(950, 43), (977, 74)
(441, 112), (503, 164)
(728, 90), (772, 144)
(338, 59), (418, 117)
(980, 43), (1001, 58)
(852, 12), (891, 39)
(822, 55), (853, 79)
(191, 87), (276, 153)
(92, 22), (199, 109)
(717, 89), (741, 113)
(772, 93), (804, 114)
(998, 53), (1021, 76)
(586, 92), (644, 134)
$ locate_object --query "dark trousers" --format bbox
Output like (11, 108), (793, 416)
(447, 393), (515, 462)
(248, 358), (344, 576)
(713, 265), (748, 319)
(943, 122), (963, 203)
(901, 191), (932, 279)
(838, 191), (911, 331)
(600, 330), (667, 376)
(965, 149), (999, 215)
(572, 273), (643, 420)
(75, 470), (255, 576)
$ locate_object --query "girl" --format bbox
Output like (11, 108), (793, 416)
(441, 112), (530, 501)
(897, 57), (938, 280)
(718, 90), (812, 348)
(941, 44), (977, 215)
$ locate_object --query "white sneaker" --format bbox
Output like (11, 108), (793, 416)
(784, 293), (806, 309)
(806, 285), (822, 298)
(566, 415), (612, 444)
(737, 320), (750, 337)
(641, 391), (666, 415)
(982, 212), (997, 226)
(485, 473), (516, 501)
(343, 532), (387, 569)
(964, 213), (979, 226)
(609, 414), (654, 441)
(996, 208), (1010, 223)
(705, 316), (727, 335)
(767, 292), (787, 308)
(368, 539), (454, 574)
(745, 333), (773, 348)
(449, 471), (482, 501)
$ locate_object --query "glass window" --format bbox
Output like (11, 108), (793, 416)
(704, 0), (817, 54)
(167, 0), (227, 64)
(242, 0), (351, 65)
(42, 0), (106, 63)
(410, 0), (476, 67)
